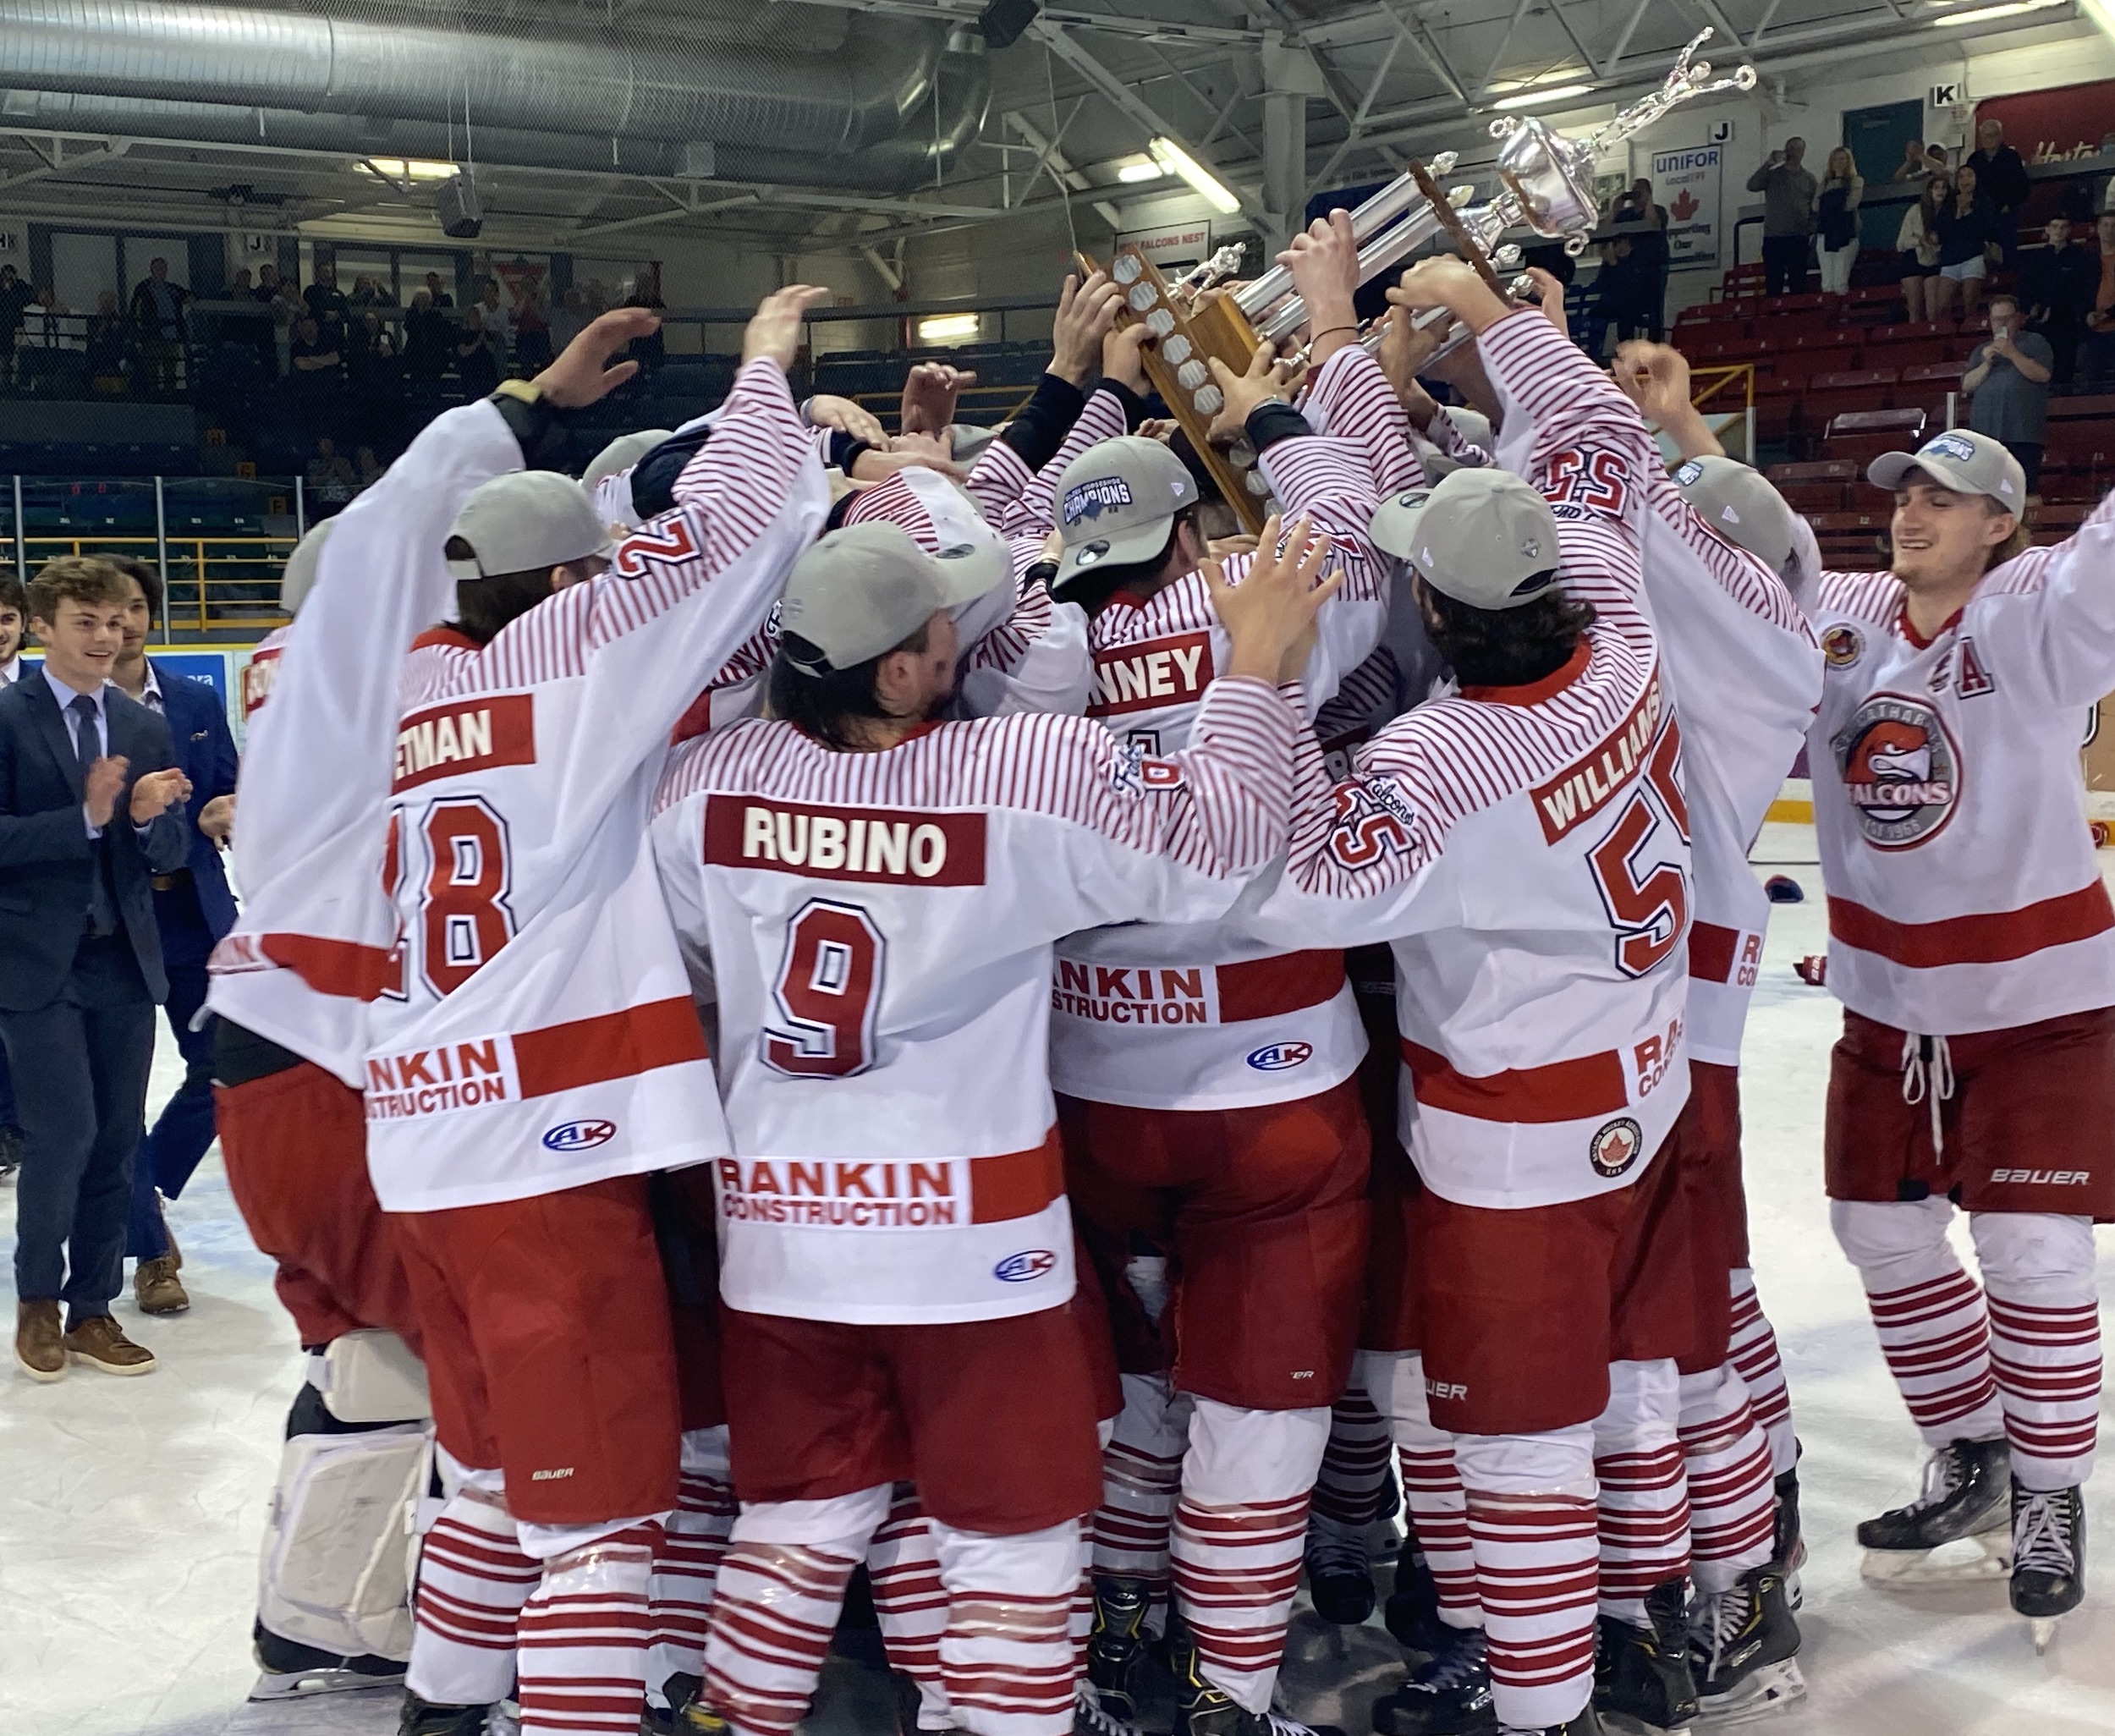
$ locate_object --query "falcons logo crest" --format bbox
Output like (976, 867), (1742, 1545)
(1832, 693), (1961, 849)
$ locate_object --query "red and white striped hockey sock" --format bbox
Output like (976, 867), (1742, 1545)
(1975, 1212), (2103, 1492)
(1833, 1200), (2005, 1448)
(1313, 1382), (1393, 1527)
(1455, 1429), (1597, 1733)
(408, 1476), (541, 1707)
(1728, 1269), (1798, 1477)
(646, 1428), (735, 1706)
(1358, 1350), (1478, 1629)
(1092, 1373), (1188, 1590)
(1676, 1365), (1777, 1593)
(1170, 1398), (1329, 1714)
(702, 1486), (887, 1736)
(514, 1521), (662, 1735)
(870, 1487), (953, 1729)
(1592, 1360), (1691, 1627)
(929, 1517), (1080, 1736)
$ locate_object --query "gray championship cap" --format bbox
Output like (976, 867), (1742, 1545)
(278, 519), (335, 619)
(1369, 466), (1563, 610)
(779, 520), (1008, 674)
(1051, 436), (1200, 593)
(1866, 429), (2028, 514)
(582, 427), (674, 494)
(446, 472), (613, 583)
(1673, 454), (1798, 578)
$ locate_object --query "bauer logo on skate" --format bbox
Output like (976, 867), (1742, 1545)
(1086, 631), (1213, 717)
(705, 797), (986, 886)
(392, 694), (536, 793)
(1530, 674), (1667, 843)
(1832, 694), (1959, 849)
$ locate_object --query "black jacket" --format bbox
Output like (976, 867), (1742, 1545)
(0, 673), (189, 1009)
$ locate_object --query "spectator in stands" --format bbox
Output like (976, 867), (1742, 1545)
(2079, 212), (2115, 383)
(305, 436), (357, 509)
(1893, 138), (1931, 184)
(1816, 147), (1865, 296)
(1612, 177), (1669, 338)
(2022, 212), (2096, 382)
(356, 444), (384, 489)
(455, 305), (499, 394)
(514, 283), (554, 372)
(1925, 142), (1950, 176)
(1966, 116), (2031, 267)
(550, 284), (587, 353)
(1747, 136), (1817, 295)
(288, 313), (342, 399)
(349, 273), (394, 310)
(1581, 233), (1644, 360)
(245, 264), (281, 369)
(423, 269), (454, 309)
(1964, 294), (2052, 506)
(0, 263), (35, 385)
(128, 258), (188, 395)
(85, 290), (130, 395)
(302, 259), (349, 338)
(271, 280), (301, 376)
(1931, 162), (1996, 321)
(104, 556), (238, 1319)
(476, 277), (512, 371)
(625, 280), (667, 374)
(404, 287), (448, 382)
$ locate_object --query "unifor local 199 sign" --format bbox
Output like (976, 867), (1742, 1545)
(1650, 144), (1723, 269)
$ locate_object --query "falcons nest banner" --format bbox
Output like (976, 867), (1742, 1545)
(1650, 143), (1722, 269)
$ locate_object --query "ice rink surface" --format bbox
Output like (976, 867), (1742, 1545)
(3, 827), (2112, 1736)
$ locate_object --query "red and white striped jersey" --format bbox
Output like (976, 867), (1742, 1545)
(648, 678), (1299, 1324)
(362, 358), (828, 1212)
(1635, 470), (1821, 1065)
(964, 387), (1131, 544)
(1802, 488), (2115, 1036)
(241, 627), (288, 723)
(207, 402), (522, 1085)
(1052, 348), (1400, 1112)
(1248, 309), (1692, 1210)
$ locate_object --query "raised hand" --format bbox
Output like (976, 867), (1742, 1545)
(533, 306), (661, 407)
(1610, 339), (1694, 426)
(743, 285), (829, 371)
(84, 755), (127, 831)
(127, 765), (191, 826)
(808, 393), (889, 449)
(1103, 322), (1154, 394)
(1205, 345), (1292, 444)
(1050, 272), (1123, 386)
(1210, 514), (1342, 684)
(901, 362), (976, 440)
(1281, 209), (1361, 318)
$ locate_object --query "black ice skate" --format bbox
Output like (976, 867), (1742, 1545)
(1171, 1629), (1344, 1736)
(1306, 1511), (1380, 1625)
(640, 1670), (733, 1734)
(1086, 1574), (1154, 1722)
(1593, 1579), (1698, 1733)
(2010, 1478), (2087, 1653)
(1496, 1711), (1603, 1736)
(1370, 1623), (1497, 1736)
(1689, 1566), (1804, 1724)
(395, 1693), (493, 1736)
(248, 1618), (405, 1700)
(1769, 1459), (1805, 1611)
(1382, 1540), (1444, 1656)
(1856, 1436), (2012, 1585)
(1075, 1683), (1146, 1736)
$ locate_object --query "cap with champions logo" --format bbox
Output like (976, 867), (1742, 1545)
(1866, 429), (2027, 512)
(778, 520), (1009, 675)
(446, 471), (613, 583)
(1672, 454), (1798, 579)
(1051, 436), (1200, 594)
(1368, 466), (1563, 611)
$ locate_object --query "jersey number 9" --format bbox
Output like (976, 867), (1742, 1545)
(764, 898), (885, 1078)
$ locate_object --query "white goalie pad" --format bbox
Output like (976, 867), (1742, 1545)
(315, 1329), (430, 1425)
(259, 1425), (431, 1661)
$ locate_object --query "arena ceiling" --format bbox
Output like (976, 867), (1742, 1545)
(0, 0), (2086, 261)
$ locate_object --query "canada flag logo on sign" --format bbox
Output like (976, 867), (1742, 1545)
(1671, 188), (1700, 222)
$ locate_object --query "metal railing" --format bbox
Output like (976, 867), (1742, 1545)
(16, 530), (293, 637)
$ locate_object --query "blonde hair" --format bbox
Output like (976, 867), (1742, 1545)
(1827, 146), (1855, 182)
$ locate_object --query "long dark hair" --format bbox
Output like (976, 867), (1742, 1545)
(767, 621), (931, 750)
(1420, 578), (1596, 689)
(445, 538), (553, 645)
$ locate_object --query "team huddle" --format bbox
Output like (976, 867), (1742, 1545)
(182, 210), (2112, 1736)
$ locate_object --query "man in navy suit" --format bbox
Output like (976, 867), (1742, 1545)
(108, 559), (240, 1316)
(2, 558), (191, 1381)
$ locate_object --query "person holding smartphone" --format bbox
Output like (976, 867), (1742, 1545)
(1963, 293), (2055, 502)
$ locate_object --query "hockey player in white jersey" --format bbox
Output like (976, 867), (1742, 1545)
(1798, 426), (2115, 1648)
(647, 515), (1334, 1736)
(361, 287), (830, 1736)
(203, 311), (662, 1714)
(1047, 217), (1400, 1736)
(1248, 257), (1689, 1736)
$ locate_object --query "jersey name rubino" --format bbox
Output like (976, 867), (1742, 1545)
(361, 356), (829, 1214)
(1050, 344), (1405, 1112)
(392, 695), (536, 791)
(650, 681), (1298, 1326)
(1246, 308), (1695, 1211)
(206, 401), (525, 1085)
(1806, 492), (2115, 1036)
(705, 796), (984, 886)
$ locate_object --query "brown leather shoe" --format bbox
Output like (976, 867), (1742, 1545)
(63, 1314), (157, 1376)
(15, 1299), (64, 1382)
(135, 1255), (190, 1315)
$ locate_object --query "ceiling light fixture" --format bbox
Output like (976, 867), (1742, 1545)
(1932, 0), (2062, 22)
(365, 157), (461, 182)
(1150, 137), (1243, 214)
(917, 312), (981, 344)
(1117, 159), (1167, 184)
(1489, 82), (1597, 111)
